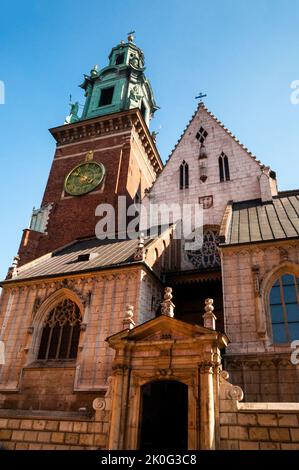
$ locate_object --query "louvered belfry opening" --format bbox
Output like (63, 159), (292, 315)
(38, 299), (82, 361)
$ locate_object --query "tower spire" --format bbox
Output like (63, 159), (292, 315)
(76, 36), (158, 127)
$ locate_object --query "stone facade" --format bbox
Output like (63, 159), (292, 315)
(221, 242), (299, 401)
(0, 411), (108, 450)
(0, 263), (163, 411)
(1, 38), (299, 450)
(219, 371), (299, 450)
(141, 104), (277, 243)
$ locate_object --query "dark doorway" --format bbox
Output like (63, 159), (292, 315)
(172, 278), (224, 332)
(139, 380), (188, 450)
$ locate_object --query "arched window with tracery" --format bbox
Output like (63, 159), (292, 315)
(38, 298), (82, 360)
(269, 273), (299, 343)
(179, 161), (189, 189)
(184, 228), (220, 270)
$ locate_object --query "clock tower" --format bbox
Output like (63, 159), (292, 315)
(18, 34), (163, 265)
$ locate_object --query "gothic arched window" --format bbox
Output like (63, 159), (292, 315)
(218, 152), (230, 182)
(180, 161), (189, 189)
(38, 299), (82, 360)
(269, 274), (299, 343)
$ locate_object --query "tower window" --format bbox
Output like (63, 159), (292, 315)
(196, 126), (208, 143)
(99, 87), (114, 107)
(180, 160), (189, 189)
(115, 53), (124, 65)
(218, 152), (230, 182)
(270, 274), (299, 343)
(140, 101), (146, 119)
(38, 299), (82, 361)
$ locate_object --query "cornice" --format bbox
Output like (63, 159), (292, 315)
(49, 109), (163, 175)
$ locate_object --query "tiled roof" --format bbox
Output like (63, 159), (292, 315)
(3, 237), (148, 283)
(223, 191), (299, 246)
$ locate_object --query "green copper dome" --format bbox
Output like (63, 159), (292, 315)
(75, 34), (158, 127)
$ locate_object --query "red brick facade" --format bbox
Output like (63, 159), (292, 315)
(18, 109), (162, 265)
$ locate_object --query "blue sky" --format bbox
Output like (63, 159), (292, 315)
(0, 0), (298, 280)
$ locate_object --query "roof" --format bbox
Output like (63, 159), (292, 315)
(3, 237), (150, 283)
(222, 191), (299, 246)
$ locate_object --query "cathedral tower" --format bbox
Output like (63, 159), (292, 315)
(17, 34), (162, 266)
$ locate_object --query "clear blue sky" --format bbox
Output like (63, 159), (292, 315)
(0, 0), (298, 280)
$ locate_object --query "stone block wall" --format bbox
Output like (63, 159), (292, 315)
(0, 409), (108, 450)
(219, 372), (299, 450)
(220, 404), (299, 450)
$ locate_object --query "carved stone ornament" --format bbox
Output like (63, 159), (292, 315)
(199, 195), (213, 209)
(160, 287), (175, 318)
(92, 397), (106, 411)
(252, 265), (260, 296)
(226, 386), (244, 401)
(155, 368), (173, 377)
(220, 370), (244, 402)
(32, 297), (42, 316)
(123, 305), (135, 330)
(203, 298), (216, 330)
(279, 247), (289, 262)
(6, 255), (20, 280)
(134, 232), (146, 261)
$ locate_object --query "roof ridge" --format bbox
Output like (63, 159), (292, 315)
(165, 103), (201, 164)
(200, 103), (265, 169)
(165, 102), (267, 170)
(276, 189), (299, 197)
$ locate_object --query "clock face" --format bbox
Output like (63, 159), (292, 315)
(64, 161), (105, 196)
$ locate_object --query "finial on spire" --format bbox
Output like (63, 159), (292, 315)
(90, 65), (99, 77)
(127, 30), (135, 42)
(195, 92), (207, 102)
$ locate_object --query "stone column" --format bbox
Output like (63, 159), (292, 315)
(107, 365), (127, 449)
(200, 363), (215, 449)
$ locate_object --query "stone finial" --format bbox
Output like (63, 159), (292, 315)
(160, 287), (175, 318)
(123, 305), (135, 330)
(203, 298), (217, 330)
(6, 255), (20, 280)
(134, 232), (146, 261)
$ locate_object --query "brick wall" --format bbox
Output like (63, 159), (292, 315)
(18, 113), (161, 266)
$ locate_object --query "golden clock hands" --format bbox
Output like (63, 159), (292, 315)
(79, 174), (94, 184)
(73, 169), (81, 177)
